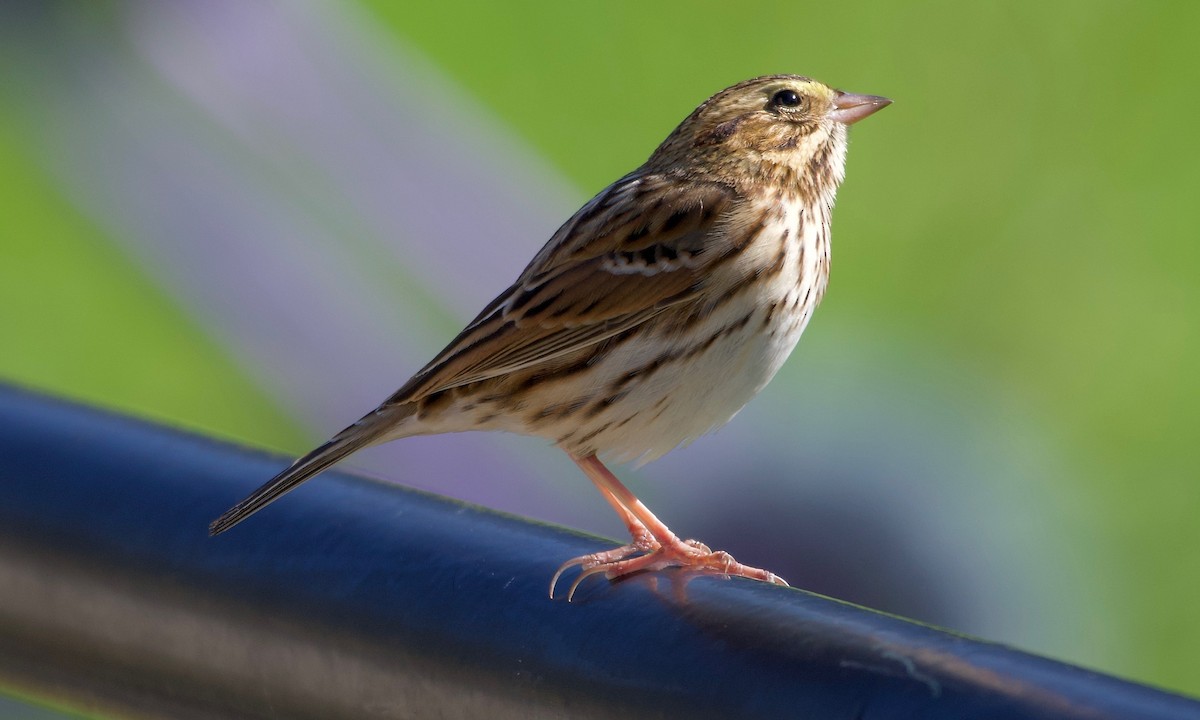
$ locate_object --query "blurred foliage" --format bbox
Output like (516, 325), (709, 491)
(0, 0), (1196, 700)
(0, 106), (303, 449)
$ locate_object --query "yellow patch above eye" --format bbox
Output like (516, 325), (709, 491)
(782, 81), (832, 102)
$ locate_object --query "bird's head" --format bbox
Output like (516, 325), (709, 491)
(649, 75), (890, 198)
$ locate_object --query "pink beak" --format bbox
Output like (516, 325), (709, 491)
(830, 92), (892, 125)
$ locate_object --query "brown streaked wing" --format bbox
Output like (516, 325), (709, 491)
(384, 174), (737, 404)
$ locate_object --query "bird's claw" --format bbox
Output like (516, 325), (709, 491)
(549, 537), (661, 601)
(549, 537), (787, 601)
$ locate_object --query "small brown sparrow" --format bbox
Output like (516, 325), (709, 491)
(210, 75), (890, 600)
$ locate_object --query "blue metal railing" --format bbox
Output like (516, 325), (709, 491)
(0, 384), (1196, 719)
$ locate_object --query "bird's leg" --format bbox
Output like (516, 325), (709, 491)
(593, 478), (659, 551)
(549, 460), (661, 598)
(550, 453), (788, 600)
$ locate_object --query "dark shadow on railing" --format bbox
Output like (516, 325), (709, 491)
(0, 384), (1195, 719)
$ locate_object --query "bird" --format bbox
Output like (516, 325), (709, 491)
(210, 75), (890, 600)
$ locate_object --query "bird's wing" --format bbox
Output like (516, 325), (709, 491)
(388, 174), (744, 403)
(211, 176), (743, 536)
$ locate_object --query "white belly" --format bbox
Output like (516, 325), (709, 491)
(577, 203), (829, 463)
(413, 200), (832, 464)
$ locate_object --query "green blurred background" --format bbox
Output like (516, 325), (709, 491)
(1, 1), (1197, 714)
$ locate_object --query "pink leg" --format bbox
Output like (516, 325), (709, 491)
(548, 478), (660, 599)
(593, 476), (657, 546)
(549, 453), (788, 600)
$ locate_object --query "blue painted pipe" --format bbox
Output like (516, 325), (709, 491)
(0, 384), (1195, 719)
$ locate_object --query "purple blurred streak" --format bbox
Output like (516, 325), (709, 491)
(129, 1), (577, 320)
(0, 0), (613, 529)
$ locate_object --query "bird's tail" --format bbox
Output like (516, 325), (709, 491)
(208, 404), (416, 536)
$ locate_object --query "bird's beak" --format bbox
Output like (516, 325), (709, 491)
(830, 92), (892, 125)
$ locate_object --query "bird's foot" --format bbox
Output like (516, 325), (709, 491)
(549, 526), (659, 600)
(550, 533), (787, 601)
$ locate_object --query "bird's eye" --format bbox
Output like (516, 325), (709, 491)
(771, 89), (802, 108)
